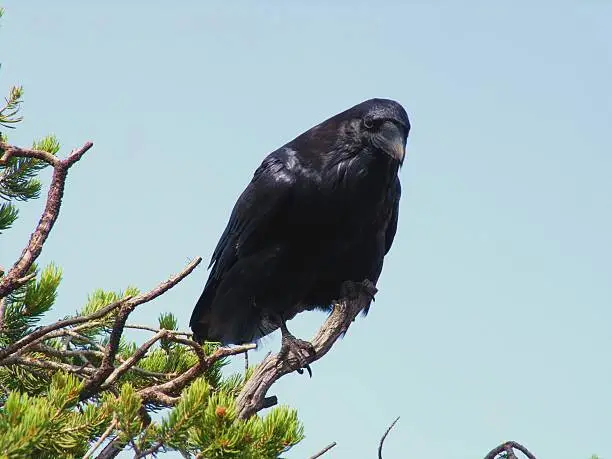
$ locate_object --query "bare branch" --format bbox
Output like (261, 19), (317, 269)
(79, 258), (202, 401)
(308, 442), (337, 459)
(378, 416), (400, 459)
(236, 279), (377, 419)
(12, 272), (36, 288)
(124, 324), (193, 336)
(100, 330), (168, 389)
(0, 297), (5, 331)
(483, 441), (537, 459)
(0, 141), (93, 299)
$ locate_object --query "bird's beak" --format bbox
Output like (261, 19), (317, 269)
(378, 121), (406, 163)
(389, 137), (406, 163)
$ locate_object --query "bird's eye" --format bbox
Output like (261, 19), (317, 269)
(363, 118), (374, 129)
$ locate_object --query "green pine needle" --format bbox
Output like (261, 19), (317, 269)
(32, 134), (60, 155)
(0, 86), (24, 128)
(0, 202), (18, 232)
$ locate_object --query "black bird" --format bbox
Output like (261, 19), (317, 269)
(190, 98), (410, 365)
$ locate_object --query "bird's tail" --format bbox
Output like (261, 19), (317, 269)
(190, 280), (278, 345)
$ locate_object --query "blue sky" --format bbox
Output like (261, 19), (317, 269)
(1, 1), (611, 458)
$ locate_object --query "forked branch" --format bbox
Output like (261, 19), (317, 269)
(0, 141), (93, 300)
(236, 279), (377, 419)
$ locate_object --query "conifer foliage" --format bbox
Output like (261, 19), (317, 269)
(0, 7), (303, 458)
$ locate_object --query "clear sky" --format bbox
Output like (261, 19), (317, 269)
(1, 2), (611, 458)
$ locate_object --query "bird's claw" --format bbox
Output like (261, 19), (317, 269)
(296, 365), (313, 378)
(279, 335), (315, 378)
(340, 279), (378, 302)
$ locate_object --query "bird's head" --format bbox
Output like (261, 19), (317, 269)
(290, 98), (411, 166)
(353, 98), (410, 164)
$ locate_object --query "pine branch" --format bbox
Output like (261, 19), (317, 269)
(33, 331), (176, 381)
(0, 141), (93, 300)
(100, 330), (168, 389)
(308, 442), (337, 459)
(235, 279), (377, 419)
(79, 257), (202, 401)
(0, 296), (130, 362)
(124, 324), (192, 336)
(0, 355), (95, 376)
(138, 342), (255, 405)
(0, 86), (24, 128)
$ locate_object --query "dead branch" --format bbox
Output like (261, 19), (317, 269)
(100, 330), (168, 389)
(124, 324), (193, 336)
(308, 442), (337, 459)
(0, 297), (5, 331)
(235, 279), (377, 419)
(0, 141), (93, 300)
(378, 416), (400, 459)
(483, 441), (537, 459)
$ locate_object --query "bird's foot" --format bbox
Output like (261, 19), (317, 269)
(279, 334), (315, 378)
(340, 279), (378, 302)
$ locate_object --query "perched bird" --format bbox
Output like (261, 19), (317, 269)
(190, 98), (410, 364)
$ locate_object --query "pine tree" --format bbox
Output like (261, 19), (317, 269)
(0, 6), (303, 458)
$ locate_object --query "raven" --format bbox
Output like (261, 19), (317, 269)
(190, 98), (410, 361)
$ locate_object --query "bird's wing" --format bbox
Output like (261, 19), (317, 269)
(384, 177), (401, 255)
(190, 152), (297, 340)
(206, 153), (296, 279)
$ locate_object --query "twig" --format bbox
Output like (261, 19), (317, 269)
(0, 297), (5, 331)
(79, 258), (202, 401)
(95, 436), (123, 459)
(33, 335), (175, 381)
(1, 355), (95, 375)
(100, 330), (168, 389)
(0, 296), (130, 362)
(83, 417), (118, 459)
(124, 324), (193, 336)
(308, 442), (337, 459)
(12, 272), (36, 289)
(0, 141), (93, 300)
(235, 279), (377, 419)
(483, 441), (537, 459)
(378, 416), (399, 459)
(138, 343), (255, 404)
(32, 343), (103, 361)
